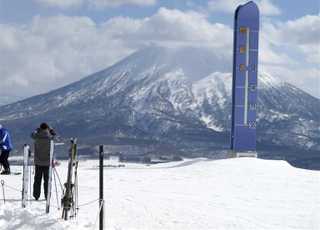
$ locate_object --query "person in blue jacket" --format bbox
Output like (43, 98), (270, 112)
(0, 124), (13, 175)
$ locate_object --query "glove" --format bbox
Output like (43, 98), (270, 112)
(53, 160), (60, 167)
(49, 129), (56, 136)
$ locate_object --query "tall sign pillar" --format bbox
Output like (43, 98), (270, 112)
(231, 1), (260, 157)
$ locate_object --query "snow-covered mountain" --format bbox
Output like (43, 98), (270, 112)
(0, 46), (319, 167)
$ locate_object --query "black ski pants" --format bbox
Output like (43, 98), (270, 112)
(0, 150), (10, 171)
(33, 165), (49, 200)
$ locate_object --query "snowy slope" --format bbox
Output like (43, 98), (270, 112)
(0, 158), (319, 230)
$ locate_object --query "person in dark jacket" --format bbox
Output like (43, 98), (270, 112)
(0, 124), (13, 175)
(31, 123), (56, 200)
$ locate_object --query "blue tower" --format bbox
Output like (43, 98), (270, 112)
(231, 1), (260, 157)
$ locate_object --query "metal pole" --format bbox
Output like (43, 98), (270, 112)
(1, 180), (5, 204)
(99, 145), (104, 230)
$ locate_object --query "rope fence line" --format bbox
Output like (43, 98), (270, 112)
(1, 177), (100, 206)
(0, 197), (101, 206)
(78, 198), (100, 208)
(53, 167), (64, 192)
(2, 183), (22, 193)
(0, 199), (46, 202)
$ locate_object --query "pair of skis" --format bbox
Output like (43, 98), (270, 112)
(61, 138), (79, 220)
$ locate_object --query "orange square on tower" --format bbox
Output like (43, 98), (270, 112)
(240, 27), (247, 33)
(239, 46), (246, 53)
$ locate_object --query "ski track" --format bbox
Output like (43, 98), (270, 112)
(0, 158), (319, 230)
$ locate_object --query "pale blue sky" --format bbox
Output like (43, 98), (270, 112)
(0, 0), (318, 24)
(0, 0), (319, 99)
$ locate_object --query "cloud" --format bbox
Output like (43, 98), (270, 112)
(282, 15), (320, 45)
(259, 39), (294, 65)
(259, 15), (320, 97)
(34, 0), (156, 9)
(208, 0), (281, 16)
(0, 15), (133, 97)
(103, 8), (233, 49)
(264, 15), (320, 65)
(0, 7), (318, 100)
(0, 8), (232, 98)
(34, 0), (84, 9)
(91, 0), (156, 8)
(279, 15), (320, 64)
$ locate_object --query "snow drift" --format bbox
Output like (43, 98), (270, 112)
(0, 157), (319, 230)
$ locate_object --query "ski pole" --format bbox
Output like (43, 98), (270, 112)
(53, 168), (60, 210)
(53, 167), (64, 192)
(1, 180), (5, 204)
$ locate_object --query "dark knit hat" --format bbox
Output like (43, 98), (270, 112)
(40, 123), (49, 130)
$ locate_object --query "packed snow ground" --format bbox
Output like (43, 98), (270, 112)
(0, 157), (319, 230)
